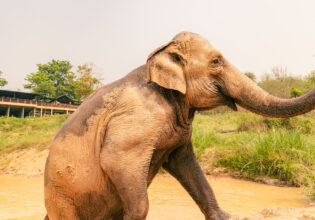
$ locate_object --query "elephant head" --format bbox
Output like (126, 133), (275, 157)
(147, 32), (315, 117)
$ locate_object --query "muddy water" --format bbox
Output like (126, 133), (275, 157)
(0, 175), (307, 220)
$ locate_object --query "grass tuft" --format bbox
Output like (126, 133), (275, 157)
(215, 129), (314, 186)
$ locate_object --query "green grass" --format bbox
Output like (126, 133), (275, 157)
(192, 110), (315, 200)
(0, 114), (68, 153)
(215, 129), (314, 185)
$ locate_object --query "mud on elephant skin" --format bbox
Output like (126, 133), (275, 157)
(44, 32), (315, 220)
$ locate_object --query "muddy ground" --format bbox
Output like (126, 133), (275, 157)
(0, 148), (314, 220)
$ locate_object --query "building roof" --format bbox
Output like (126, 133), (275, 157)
(49, 95), (74, 104)
(0, 89), (39, 99)
(0, 89), (78, 104)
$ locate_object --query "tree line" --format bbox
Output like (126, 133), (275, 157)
(245, 67), (315, 98)
(1, 60), (101, 103)
(0, 61), (314, 103)
(24, 60), (102, 103)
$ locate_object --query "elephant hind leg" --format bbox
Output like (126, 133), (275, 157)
(45, 187), (79, 220)
(45, 200), (79, 219)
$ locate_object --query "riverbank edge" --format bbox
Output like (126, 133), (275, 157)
(0, 147), (298, 185)
(0, 147), (310, 187)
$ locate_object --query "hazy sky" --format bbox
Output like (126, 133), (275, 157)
(1, 0), (314, 91)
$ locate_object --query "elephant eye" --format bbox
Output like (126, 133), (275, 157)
(169, 53), (181, 63)
(212, 58), (220, 65)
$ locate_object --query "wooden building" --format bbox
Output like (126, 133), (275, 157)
(0, 90), (79, 118)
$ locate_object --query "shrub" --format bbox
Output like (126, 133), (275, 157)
(263, 118), (312, 134)
(236, 115), (313, 134)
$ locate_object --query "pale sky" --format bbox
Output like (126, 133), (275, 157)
(0, 0), (314, 91)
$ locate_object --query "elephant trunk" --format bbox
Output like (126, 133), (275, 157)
(223, 64), (315, 118)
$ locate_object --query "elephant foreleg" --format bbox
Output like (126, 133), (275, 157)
(163, 142), (230, 220)
(100, 144), (152, 220)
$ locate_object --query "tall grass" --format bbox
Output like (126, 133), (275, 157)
(192, 129), (217, 158)
(215, 129), (314, 186)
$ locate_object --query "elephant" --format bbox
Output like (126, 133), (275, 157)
(44, 31), (315, 220)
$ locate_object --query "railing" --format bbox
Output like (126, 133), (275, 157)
(0, 97), (78, 109)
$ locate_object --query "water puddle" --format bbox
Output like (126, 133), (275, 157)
(0, 175), (307, 219)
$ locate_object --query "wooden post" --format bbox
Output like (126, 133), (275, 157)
(40, 108), (43, 117)
(33, 108), (36, 117)
(21, 107), (25, 118)
(6, 106), (10, 117)
(51, 109), (53, 115)
(66, 110), (69, 114)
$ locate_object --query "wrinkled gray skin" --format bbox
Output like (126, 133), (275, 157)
(44, 32), (315, 220)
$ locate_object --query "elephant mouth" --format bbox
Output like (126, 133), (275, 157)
(216, 85), (238, 111)
(195, 85), (237, 111)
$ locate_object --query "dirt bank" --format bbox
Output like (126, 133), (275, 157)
(0, 148), (314, 220)
(0, 148), (48, 176)
(236, 206), (315, 220)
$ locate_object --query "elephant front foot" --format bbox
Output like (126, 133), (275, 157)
(206, 209), (231, 220)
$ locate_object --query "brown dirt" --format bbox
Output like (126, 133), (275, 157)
(0, 148), (314, 219)
(0, 148), (49, 176)
(234, 206), (315, 220)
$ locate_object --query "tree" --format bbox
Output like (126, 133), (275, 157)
(306, 70), (315, 85)
(0, 70), (8, 87)
(258, 66), (313, 98)
(244, 72), (256, 81)
(24, 60), (102, 102)
(74, 64), (101, 102)
(24, 72), (56, 97)
(270, 66), (288, 80)
(24, 60), (75, 98)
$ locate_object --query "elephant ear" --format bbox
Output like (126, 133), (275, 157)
(146, 41), (187, 94)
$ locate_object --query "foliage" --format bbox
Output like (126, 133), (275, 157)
(259, 66), (314, 98)
(244, 72), (256, 81)
(24, 60), (102, 102)
(74, 64), (101, 102)
(236, 112), (267, 132)
(236, 113), (313, 134)
(264, 117), (313, 134)
(24, 60), (75, 98)
(291, 87), (303, 97)
(192, 112), (315, 199)
(215, 128), (315, 186)
(306, 70), (315, 84)
(24, 71), (56, 97)
(192, 129), (217, 158)
(0, 70), (8, 87)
